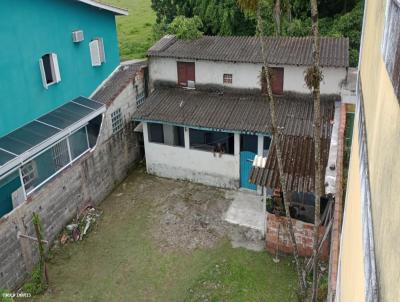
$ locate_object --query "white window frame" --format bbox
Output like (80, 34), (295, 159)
(39, 53), (61, 89)
(21, 161), (38, 190)
(111, 108), (123, 134)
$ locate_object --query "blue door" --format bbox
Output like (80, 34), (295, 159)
(240, 151), (257, 190)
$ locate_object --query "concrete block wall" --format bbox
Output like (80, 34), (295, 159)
(265, 212), (329, 260)
(0, 89), (141, 290)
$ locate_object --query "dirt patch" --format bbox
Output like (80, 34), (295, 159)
(152, 182), (230, 252)
(150, 180), (264, 252)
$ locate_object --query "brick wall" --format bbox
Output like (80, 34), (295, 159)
(0, 87), (141, 290)
(265, 212), (329, 260)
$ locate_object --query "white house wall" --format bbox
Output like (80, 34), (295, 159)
(149, 57), (347, 94)
(143, 122), (240, 188)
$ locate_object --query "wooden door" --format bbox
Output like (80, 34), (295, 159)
(177, 62), (195, 87)
(271, 67), (284, 95)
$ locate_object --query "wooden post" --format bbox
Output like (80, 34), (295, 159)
(32, 212), (49, 286)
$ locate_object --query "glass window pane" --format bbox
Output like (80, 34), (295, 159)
(0, 149), (16, 166)
(69, 127), (89, 160)
(73, 97), (103, 110)
(148, 123), (164, 143)
(189, 129), (234, 154)
(22, 139), (70, 194)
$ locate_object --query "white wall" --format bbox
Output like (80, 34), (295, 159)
(149, 57), (347, 94)
(99, 70), (144, 143)
(143, 122), (240, 189)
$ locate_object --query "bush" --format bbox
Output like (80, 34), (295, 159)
(0, 289), (14, 302)
(22, 265), (47, 296)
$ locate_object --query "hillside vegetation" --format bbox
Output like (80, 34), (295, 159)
(108, 0), (156, 60)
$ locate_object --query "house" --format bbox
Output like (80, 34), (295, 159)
(335, 0), (400, 301)
(147, 35), (349, 94)
(0, 0), (146, 289)
(134, 35), (348, 191)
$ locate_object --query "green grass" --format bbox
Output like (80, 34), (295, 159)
(107, 0), (156, 60)
(31, 170), (296, 302)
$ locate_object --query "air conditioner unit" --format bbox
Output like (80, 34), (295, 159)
(72, 30), (84, 43)
(187, 80), (196, 89)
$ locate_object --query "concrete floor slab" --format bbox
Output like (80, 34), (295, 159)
(224, 190), (265, 232)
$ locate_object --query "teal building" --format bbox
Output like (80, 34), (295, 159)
(0, 0), (127, 217)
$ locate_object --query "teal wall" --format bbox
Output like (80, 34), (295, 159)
(0, 0), (121, 137)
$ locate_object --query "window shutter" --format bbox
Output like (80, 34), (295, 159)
(39, 58), (48, 89)
(51, 53), (61, 83)
(97, 38), (106, 63)
(89, 40), (101, 66)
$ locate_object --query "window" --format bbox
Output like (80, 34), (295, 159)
(382, 0), (400, 101)
(89, 37), (106, 66)
(177, 62), (195, 87)
(148, 123), (185, 147)
(21, 161), (38, 191)
(223, 74), (233, 84)
(39, 53), (61, 89)
(19, 126), (92, 196)
(148, 123), (164, 143)
(111, 108), (123, 134)
(189, 129), (234, 155)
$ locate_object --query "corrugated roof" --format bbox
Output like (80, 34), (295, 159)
(132, 88), (337, 136)
(148, 36), (349, 68)
(249, 135), (332, 192)
(92, 61), (147, 105)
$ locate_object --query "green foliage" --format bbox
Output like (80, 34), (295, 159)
(168, 16), (204, 40)
(151, 0), (256, 36)
(22, 265), (48, 296)
(317, 273), (329, 301)
(0, 289), (14, 302)
(151, 0), (363, 66)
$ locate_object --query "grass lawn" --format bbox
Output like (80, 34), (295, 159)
(32, 168), (297, 302)
(107, 0), (156, 60)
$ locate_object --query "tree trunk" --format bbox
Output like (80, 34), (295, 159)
(310, 0), (323, 300)
(256, 4), (307, 296)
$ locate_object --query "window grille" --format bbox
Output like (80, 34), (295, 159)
(52, 139), (70, 169)
(223, 74), (233, 84)
(21, 161), (38, 190)
(111, 108), (123, 134)
(136, 91), (146, 107)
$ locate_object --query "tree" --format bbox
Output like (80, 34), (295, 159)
(167, 16), (204, 40)
(237, 0), (308, 298)
(307, 0), (323, 300)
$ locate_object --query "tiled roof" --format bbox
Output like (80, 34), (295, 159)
(133, 88), (337, 135)
(92, 60), (147, 105)
(148, 35), (349, 68)
(249, 135), (331, 192)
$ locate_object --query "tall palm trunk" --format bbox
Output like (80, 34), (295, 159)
(310, 0), (323, 300)
(256, 4), (307, 296)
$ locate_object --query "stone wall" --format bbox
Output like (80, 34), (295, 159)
(265, 212), (329, 260)
(0, 86), (142, 290)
